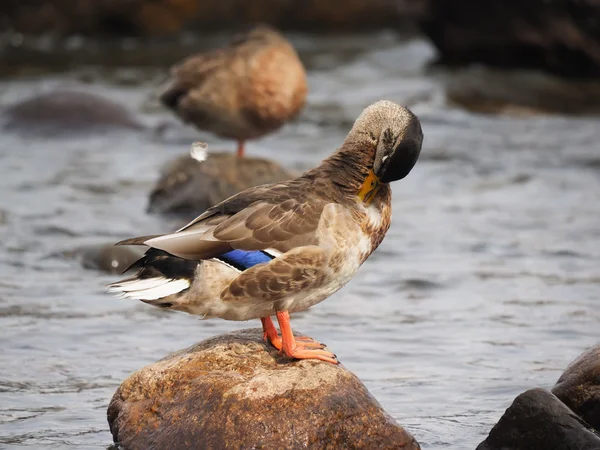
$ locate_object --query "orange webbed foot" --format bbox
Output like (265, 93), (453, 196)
(283, 345), (338, 364)
(293, 335), (326, 349)
(261, 317), (327, 351)
(275, 311), (339, 365)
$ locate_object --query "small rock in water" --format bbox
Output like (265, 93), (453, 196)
(147, 152), (293, 218)
(108, 328), (420, 450)
(477, 388), (600, 450)
(2, 90), (144, 135)
(553, 345), (600, 432)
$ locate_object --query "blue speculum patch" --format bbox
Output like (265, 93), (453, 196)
(216, 249), (274, 271)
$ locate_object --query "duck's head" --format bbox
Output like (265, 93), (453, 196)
(354, 100), (423, 184)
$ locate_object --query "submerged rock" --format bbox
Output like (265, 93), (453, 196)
(2, 90), (144, 135)
(108, 328), (420, 450)
(553, 345), (600, 432)
(64, 243), (144, 274)
(420, 0), (600, 78)
(477, 388), (600, 450)
(148, 152), (293, 217)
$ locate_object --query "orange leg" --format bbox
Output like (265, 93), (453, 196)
(261, 316), (282, 349)
(276, 311), (338, 364)
(236, 140), (245, 158)
(261, 316), (325, 350)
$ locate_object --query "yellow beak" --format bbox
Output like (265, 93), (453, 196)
(357, 169), (381, 205)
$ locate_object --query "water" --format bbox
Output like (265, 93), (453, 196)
(1, 32), (599, 449)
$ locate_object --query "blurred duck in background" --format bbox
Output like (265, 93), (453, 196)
(160, 24), (307, 158)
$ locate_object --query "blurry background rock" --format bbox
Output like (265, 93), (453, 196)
(443, 68), (600, 116)
(62, 243), (145, 274)
(2, 89), (145, 134)
(0, 0), (425, 36)
(148, 152), (294, 218)
(420, 0), (600, 78)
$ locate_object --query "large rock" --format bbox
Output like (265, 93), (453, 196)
(553, 345), (600, 432)
(420, 0), (600, 78)
(147, 152), (293, 218)
(1, 0), (424, 36)
(2, 90), (144, 135)
(477, 388), (600, 450)
(108, 329), (420, 450)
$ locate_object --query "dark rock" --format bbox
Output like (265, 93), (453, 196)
(65, 243), (144, 274)
(445, 68), (600, 116)
(420, 0), (600, 78)
(3, 90), (144, 135)
(148, 152), (293, 217)
(108, 328), (420, 450)
(553, 345), (600, 432)
(477, 388), (600, 450)
(1, 0), (424, 36)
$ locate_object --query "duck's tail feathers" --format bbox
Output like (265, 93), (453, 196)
(115, 235), (162, 246)
(107, 249), (197, 304)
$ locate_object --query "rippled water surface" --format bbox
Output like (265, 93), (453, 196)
(1, 33), (599, 449)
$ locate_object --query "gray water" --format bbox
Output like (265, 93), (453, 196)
(1, 32), (599, 449)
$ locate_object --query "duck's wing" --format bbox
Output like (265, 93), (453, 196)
(172, 50), (228, 86)
(160, 50), (228, 109)
(118, 181), (329, 261)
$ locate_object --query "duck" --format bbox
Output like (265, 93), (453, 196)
(160, 24), (307, 158)
(109, 100), (423, 364)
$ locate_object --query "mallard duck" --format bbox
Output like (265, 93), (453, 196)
(160, 25), (307, 158)
(109, 100), (423, 364)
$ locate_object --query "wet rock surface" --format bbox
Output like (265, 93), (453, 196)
(2, 90), (144, 135)
(2, 0), (423, 36)
(476, 388), (600, 450)
(420, 0), (600, 77)
(148, 152), (293, 217)
(108, 328), (420, 450)
(553, 345), (600, 432)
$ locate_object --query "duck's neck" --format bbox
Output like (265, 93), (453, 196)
(308, 132), (377, 198)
